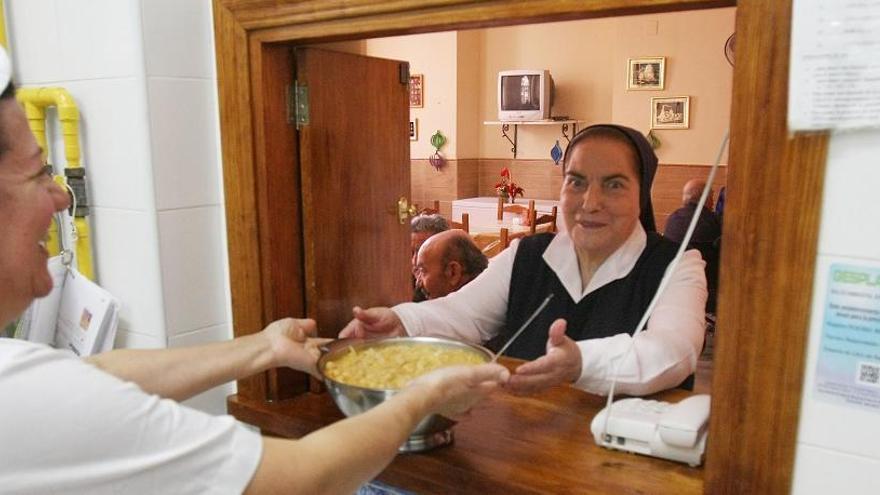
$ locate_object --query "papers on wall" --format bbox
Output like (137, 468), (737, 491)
(16, 256), (119, 356)
(788, 0), (880, 131)
(814, 263), (880, 412)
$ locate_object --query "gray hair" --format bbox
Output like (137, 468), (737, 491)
(442, 235), (488, 278)
(411, 214), (449, 234)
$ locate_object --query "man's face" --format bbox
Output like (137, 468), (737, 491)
(0, 98), (70, 320)
(414, 241), (453, 300)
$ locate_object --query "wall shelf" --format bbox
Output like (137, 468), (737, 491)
(483, 120), (587, 158)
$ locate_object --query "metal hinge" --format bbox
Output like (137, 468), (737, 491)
(399, 62), (410, 85)
(288, 81), (309, 127)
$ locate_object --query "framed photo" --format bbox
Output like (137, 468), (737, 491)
(627, 57), (666, 91)
(651, 96), (690, 129)
(409, 74), (424, 107)
(409, 118), (418, 141)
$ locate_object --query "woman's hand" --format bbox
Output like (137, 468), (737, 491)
(405, 363), (510, 418)
(262, 318), (330, 377)
(506, 319), (582, 395)
(338, 306), (406, 339)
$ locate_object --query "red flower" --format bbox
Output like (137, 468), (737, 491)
(495, 168), (524, 198)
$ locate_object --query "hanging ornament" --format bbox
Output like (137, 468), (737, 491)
(550, 140), (563, 165)
(429, 130), (447, 171)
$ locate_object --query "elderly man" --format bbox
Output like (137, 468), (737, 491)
(663, 179), (721, 244)
(414, 230), (488, 300)
(410, 213), (449, 301)
(0, 47), (507, 494)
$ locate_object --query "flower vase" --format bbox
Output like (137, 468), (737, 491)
(508, 196), (516, 204)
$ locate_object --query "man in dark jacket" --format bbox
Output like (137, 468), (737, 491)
(663, 179), (721, 244)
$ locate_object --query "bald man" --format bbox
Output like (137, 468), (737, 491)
(414, 230), (488, 300)
(663, 179), (721, 244)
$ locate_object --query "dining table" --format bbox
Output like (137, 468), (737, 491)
(228, 358), (704, 494)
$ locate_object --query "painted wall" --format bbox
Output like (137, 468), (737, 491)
(6, 0), (232, 415)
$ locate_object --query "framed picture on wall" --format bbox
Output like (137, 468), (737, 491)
(651, 96), (690, 129)
(627, 57), (666, 90)
(409, 118), (418, 141)
(409, 74), (424, 107)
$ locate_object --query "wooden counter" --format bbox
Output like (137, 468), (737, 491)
(229, 361), (703, 494)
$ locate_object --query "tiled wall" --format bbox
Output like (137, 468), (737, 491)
(7, 0), (233, 414)
(791, 129), (880, 494)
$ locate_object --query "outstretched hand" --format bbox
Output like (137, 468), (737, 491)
(338, 306), (406, 339)
(262, 318), (331, 377)
(407, 363), (510, 419)
(506, 318), (581, 395)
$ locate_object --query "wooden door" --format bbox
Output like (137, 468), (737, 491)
(296, 48), (412, 337)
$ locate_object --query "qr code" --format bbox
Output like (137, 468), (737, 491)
(857, 362), (880, 386)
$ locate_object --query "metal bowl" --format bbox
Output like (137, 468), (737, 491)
(318, 336), (493, 452)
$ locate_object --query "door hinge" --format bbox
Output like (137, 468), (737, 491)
(288, 81), (309, 127)
(399, 62), (410, 85)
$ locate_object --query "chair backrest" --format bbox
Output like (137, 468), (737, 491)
(451, 212), (469, 233)
(530, 206), (557, 235)
(419, 199), (441, 215)
(497, 197), (535, 225)
(499, 227), (528, 249)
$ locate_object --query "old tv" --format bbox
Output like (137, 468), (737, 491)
(497, 69), (554, 121)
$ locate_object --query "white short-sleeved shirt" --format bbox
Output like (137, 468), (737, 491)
(0, 339), (262, 494)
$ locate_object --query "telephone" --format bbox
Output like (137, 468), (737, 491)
(590, 394), (710, 467)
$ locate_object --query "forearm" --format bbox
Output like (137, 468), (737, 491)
(86, 332), (274, 401)
(248, 388), (431, 494)
(395, 241), (516, 342)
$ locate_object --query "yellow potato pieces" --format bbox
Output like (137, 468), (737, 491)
(324, 343), (486, 389)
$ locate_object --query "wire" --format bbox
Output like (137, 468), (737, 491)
(599, 129), (730, 444)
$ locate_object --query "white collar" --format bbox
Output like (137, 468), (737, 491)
(542, 224), (647, 302)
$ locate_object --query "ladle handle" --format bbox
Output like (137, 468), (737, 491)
(493, 293), (555, 362)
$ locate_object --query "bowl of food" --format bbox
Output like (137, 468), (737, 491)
(318, 336), (493, 452)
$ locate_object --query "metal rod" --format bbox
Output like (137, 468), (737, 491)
(493, 293), (555, 361)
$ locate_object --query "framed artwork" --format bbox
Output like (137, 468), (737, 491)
(409, 74), (424, 107)
(651, 96), (690, 129)
(409, 118), (418, 141)
(627, 57), (666, 90)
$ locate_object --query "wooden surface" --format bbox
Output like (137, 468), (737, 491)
(296, 48), (412, 337)
(229, 360), (703, 495)
(706, 0), (829, 493)
(213, 0), (822, 492)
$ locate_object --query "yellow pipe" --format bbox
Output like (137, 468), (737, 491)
(0, 1), (7, 49)
(15, 88), (93, 280)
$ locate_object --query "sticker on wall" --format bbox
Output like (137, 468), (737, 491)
(814, 263), (880, 411)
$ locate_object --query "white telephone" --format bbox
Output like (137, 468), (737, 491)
(590, 394), (710, 467)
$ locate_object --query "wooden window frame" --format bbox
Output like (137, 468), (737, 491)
(213, 1), (827, 492)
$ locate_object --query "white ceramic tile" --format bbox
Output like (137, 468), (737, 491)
(818, 129), (880, 260)
(5, 0), (62, 83)
(54, 0), (145, 80)
(46, 78), (155, 211)
(142, 0), (216, 78)
(113, 329), (166, 350)
(90, 207), (166, 338)
(792, 444), (880, 495)
(170, 324), (235, 414)
(158, 206), (229, 336)
(148, 77), (221, 210)
(797, 255), (880, 460)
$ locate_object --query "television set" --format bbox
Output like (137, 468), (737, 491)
(497, 69), (554, 121)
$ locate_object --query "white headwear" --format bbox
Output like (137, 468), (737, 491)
(0, 45), (11, 91)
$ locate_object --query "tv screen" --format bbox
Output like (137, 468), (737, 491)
(500, 74), (542, 111)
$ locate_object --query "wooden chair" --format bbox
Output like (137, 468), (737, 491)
(530, 206), (558, 234)
(497, 197), (535, 225)
(418, 200), (441, 215)
(451, 212), (469, 233)
(499, 227), (528, 249)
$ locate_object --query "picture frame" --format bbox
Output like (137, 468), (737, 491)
(627, 57), (666, 91)
(409, 74), (424, 108)
(409, 118), (418, 141)
(651, 96), (690, 129)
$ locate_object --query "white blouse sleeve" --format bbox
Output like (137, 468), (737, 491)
(573, 249), (707, 396)
(392, 239), (522, 344)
